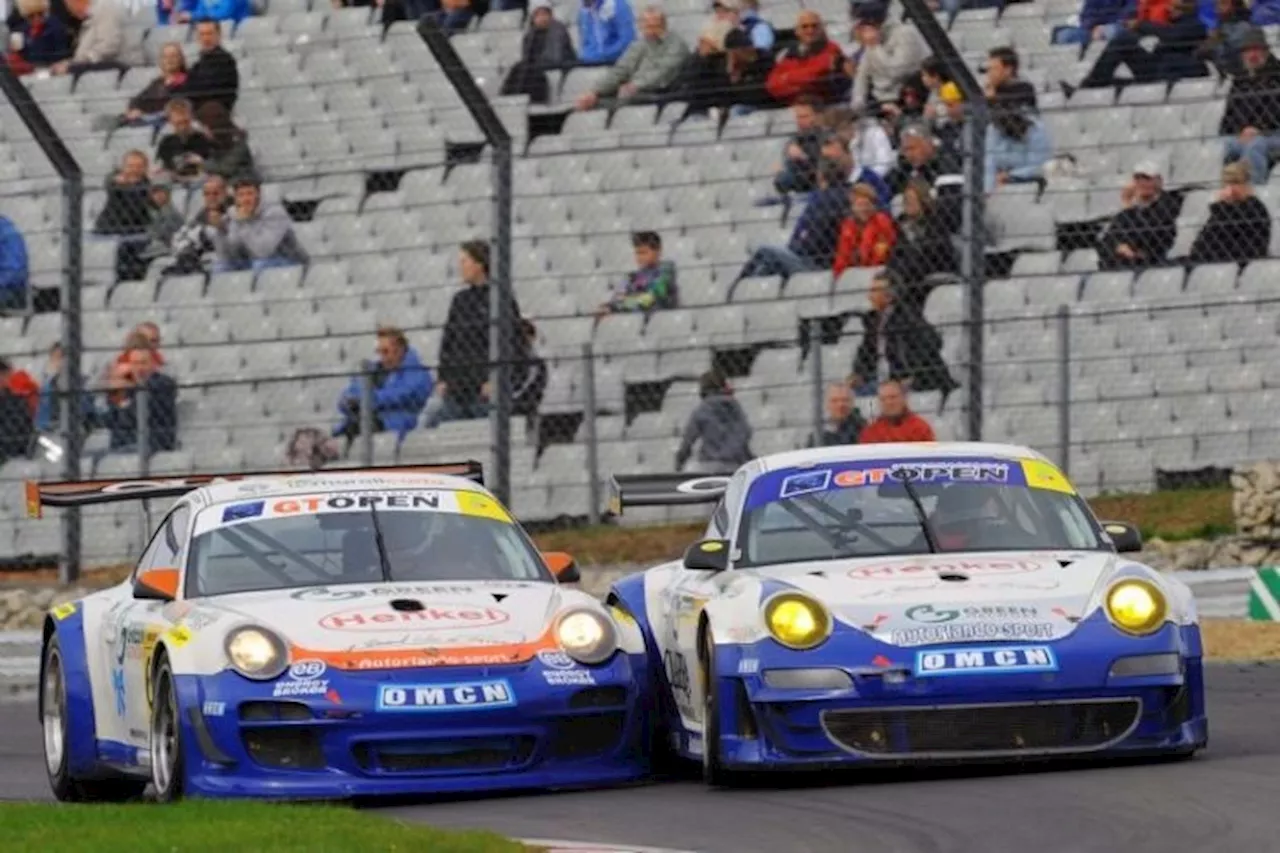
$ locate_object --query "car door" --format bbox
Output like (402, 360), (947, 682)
(101, 505), (191, 747)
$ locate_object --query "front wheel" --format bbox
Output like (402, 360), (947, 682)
(42, 635), (146, 802)
(699, 631), (736, 787)
(149, 655), (186, 802)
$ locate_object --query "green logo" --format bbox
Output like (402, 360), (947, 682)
(906, 604), (959, 623)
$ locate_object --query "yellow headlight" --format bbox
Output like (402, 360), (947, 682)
(1106, 580), (1167, 635)
(764, 593), (832, 650)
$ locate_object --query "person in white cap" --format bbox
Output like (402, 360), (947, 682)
(1097, 160), (1180, 270)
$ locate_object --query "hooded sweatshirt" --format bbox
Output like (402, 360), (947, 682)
(578, 0), (636, 65)
(676, 393), (754, 469)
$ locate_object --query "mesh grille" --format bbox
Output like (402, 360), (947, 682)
(352, 736), (536, 774)
(821, 699), (1141, 758)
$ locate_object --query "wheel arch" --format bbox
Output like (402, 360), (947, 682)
(41, 606), (102, 778)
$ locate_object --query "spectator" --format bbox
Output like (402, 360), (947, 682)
(211, 174), (309, 273)
(167, 174), (231, 274)
(1052, 0), (1129, 45)
(101, 344), (178, 455)
(577, 0), (636, 66)
(766, 11), (849, 106)
(850, 1), (927, 111)
(574, 6), (690, 110)
(888, 178), (957, 285)
(34, 343), (96, 435)
(916, 55), (953, 118)
(1097, 160), (1180, 270)
(736, 0), (775, 51)
(1254, 0), (1280, 25)
(929, 81), (967, 161)
(736, 158), (850, 281)
(850, 273), (957, 399)
(50, 0), (139, 77)
(165, 0), (251, 25)
(772, 97), (827, 195)
(4, 0), (73, 76)
(983, 47), (1038, 113)
(0, 216), (29, 313)
(597, 231), (678, 314)
(155, 98), (213, 183)
(1220, 27), (1280, 185)
(824, 106), (895, 182)
(501, 0), (578, 104)
(858, 379), (936, 443)
(832, 182), (897, 279)
(511, 319), (548, 431)
(428, 240), (525, 426)
(686, 27), (775, 115)
(410, 0), (477, 36)
(118, 42), (188, 128)
(119, 178), (185, 280)
(1069, 0), (1209, 90)
(671, 18), (735, 111)
(185, 19), (239, 114)
(984, 89), (1053, 193)
(94, 149), (152, 236)
(333, 326), (433, 450)
(1197, 0), (1252, 75)
(0, 358), (38, 462)
(197, 101), (255, 179)
(675, 368), (753, 472)
(809, 383), (867, 446)
(885, 122), (963, 232)
(1189, 161), (1271, 263)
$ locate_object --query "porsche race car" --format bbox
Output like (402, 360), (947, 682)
(606, 442), (1208, 784)
(33, 462), (652, 802)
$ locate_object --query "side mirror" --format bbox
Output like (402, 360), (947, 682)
(1101, 521), (1143, 554)
(684, 539), (730, 572)
(133, 567), (180, 601)
(543, 551), (581, 584)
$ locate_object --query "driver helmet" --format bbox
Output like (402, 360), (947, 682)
(930, 485), (1003, 550)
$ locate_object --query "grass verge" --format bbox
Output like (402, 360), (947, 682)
(0, 801), (530, 853)
(1202, 619), (1280, 660)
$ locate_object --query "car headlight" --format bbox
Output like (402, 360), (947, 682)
(763, 592), (832, 650)
(1105, 579), (1168, 635)
(225, 626), (288, 680)
(555, 609), (617, 665)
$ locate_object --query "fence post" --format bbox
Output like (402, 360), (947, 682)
(809, 318), (824, 445)
(136, 384), (151, 552)
(582, 343), (600, 525)
(360, 364), (375, 466)
(1057, 305), (1071, 475)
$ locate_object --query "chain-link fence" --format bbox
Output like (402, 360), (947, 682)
(4, 0), (1272, 574)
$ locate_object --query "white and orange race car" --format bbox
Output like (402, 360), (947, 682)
(32, 462), (652, 802)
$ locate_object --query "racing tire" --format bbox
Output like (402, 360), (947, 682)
(149, 655), (186, 803)
(698, 630), (736, 788)
(41, 635), (146, 803)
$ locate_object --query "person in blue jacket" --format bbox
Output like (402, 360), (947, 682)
(733, 157), (851, 283)
(158, 0), (249, 26)
(334, 326), (433, 450)
(1051, 0), (1130, 45)
(0, 215), (28, 313)
(578, 0), (635, 66)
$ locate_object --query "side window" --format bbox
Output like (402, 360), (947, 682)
(706, 499), (729, 538)
(134, 506), (191, 578)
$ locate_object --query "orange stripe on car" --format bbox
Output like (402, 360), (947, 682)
(289, 629), (559, 671)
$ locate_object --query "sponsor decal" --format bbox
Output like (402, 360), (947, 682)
(780, 469), (831, 499)
(537, 650), (576, 670)
(289, 659), (327, 680)
(890, 622), (1057, 646)
(905, 604), (1040, 623)
(1019, 458), (1075, 495)
(235, 482), (275, 496)
(290, 584), (500, 602)
(674, 476), (731, 495)
(663, 649), (691, 696)
(203, 701), (226, 717)
(221, 500), (264, 523)
(914, 645), (1058, 677)
(51, 602), (77, 620)
(537, 650), (596, 685)
(376, 680), (516, 711)
(686, 732), (704, 757)
(850, 558), (1048, 581)
(319, 604), (510, 632)
(352, 652), (519, 669)
(272, 493), (441, 515)
(111, 667), (126, 716)
(273, 659), (330, 697)
(167, 625), (193, 647)
(738, 658), (760, 675)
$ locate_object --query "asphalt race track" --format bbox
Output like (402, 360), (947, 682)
(4, 663), (1280, 853)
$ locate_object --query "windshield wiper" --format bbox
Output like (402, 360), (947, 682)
(897, 477), (940, 554)
(368, 503), (394, 583)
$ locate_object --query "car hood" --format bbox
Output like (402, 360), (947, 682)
(752, 550), (1121, 646)
(203, 580), (566, 661)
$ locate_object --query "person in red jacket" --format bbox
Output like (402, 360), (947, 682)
(832, 182), (897, 279)
(858, 379), (935, 443)
(765, 10), (849, 105)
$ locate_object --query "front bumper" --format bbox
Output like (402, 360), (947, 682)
(175, 652), (652, 798)
(707, 619), (1208, 769)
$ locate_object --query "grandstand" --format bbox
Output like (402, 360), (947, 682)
(0, 0), (1274, 568)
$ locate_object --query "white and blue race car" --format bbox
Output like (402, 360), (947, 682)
(606, 442), (1208, 784)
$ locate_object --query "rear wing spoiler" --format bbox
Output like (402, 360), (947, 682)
(607, 473), (733, 516)
(25, 461), (485, 518)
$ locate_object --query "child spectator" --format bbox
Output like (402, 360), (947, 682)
(333, 326), (433, 450)
(675, 369), (754, 472)
(211, 174), (309, 273)
(577, 0), (636, 66)
(0, 215), (29, 313)
(596, 231), (678, 315)
(832, 182), (897, 279)
(858, 379), (936, 443)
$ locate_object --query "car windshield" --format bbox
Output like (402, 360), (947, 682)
(186, 489), (549, 597)
(734, 457), (1106, 568)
